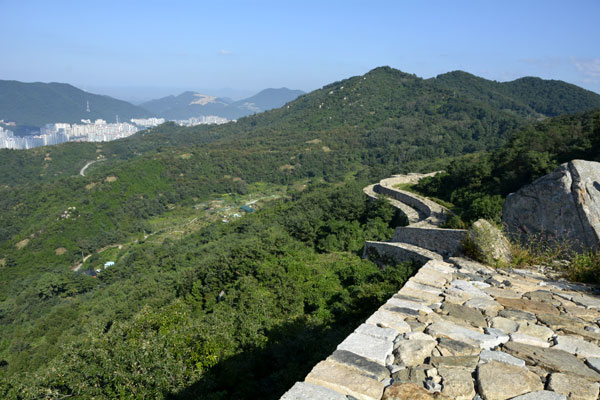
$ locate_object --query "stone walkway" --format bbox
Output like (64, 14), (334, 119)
(281, 175), (600, 400)
(282, 257), (600, 400)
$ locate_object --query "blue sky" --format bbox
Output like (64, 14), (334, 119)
(1, 0), (599, 100)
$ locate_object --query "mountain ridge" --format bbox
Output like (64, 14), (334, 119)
(140, 87), (305, 120)
(0, 80), (154, 128)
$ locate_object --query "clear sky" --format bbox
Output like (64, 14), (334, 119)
(1, 0), (599, 100)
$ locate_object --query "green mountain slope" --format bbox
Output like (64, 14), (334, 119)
(0, 80), (154, 127)
(1, 67), (600, 399)
(415, 108), (600, 223)
(433, 70), (600, 117)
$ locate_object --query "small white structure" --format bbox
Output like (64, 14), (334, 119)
(104, 261), (115, 268)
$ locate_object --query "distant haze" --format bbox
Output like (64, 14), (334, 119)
(82, 86), (258, 104)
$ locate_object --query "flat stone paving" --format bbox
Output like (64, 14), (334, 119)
(280, 257), (600, 400)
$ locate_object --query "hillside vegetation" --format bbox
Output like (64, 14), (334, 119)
(1, 67), (600, 399)
(0, 80), (153, 128)
(416, 108), (600, 224)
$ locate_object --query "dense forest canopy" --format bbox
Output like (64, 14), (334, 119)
(1, 66), (600, 399)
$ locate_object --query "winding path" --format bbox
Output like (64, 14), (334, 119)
(281, 174), (600, 400)
(79, 158), (106, 176)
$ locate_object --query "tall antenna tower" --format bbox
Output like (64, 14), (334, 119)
(86, 100), (90, 113)
(116, 114), (119, 124)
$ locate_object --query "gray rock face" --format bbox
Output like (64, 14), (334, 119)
(503, 159), (600, 251)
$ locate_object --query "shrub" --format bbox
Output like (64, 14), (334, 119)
(567, 250), (600, 284)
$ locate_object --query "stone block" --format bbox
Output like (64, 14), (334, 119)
(281, 381), (348, 400)
(476, 361), (543, 400)
(305, 360), (385, 400)
(336, 332), (393, 365)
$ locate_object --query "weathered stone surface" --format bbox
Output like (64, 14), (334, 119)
(446, 279), (493, 301)
(394, 339), (437, 366)
(403, 280), (444, 296)
(502, 341), (600, 381)
(436, 337), (480, 356)
(366, 309), (411, 334)
(437, 366), (476, 400)
(412, 267), (452, 288)
(391, 364), (429, 385)
(382, 382), (450, 400)
(449, 256), (495, 273)
(468, 218), (512, 264)
(587, 357), (600, 373)
(463, 297), (503, 316)
(510, 332), (551, 348)
(498, 308), (537, 322)
(476, 361), (543, 400)
(398, 287), (443, 304)
(404, 331), (435, 341)
(281, 381), (348, 400)
(441, 302), (487, 328)
(483, 286), (523, 299)
(483, 327), (510, 344)
(430, 355), (479, 369)
(490, 316), (519, 333)
(355, 323), (399, 342)
(479, 349), (526, 367)
(553, 335), (600, 358)
(385, 297), (433, 314)
(427, 320), (503, 349)
(523, 290), (557, 304)
(404, 318), (427, 332)
(502, 160), (600, 252)
(536, 313), (588, 330)
(509, 391), (567, 400)
(569, 294), (600, 310)
(305, 360), (385, 400)
(547, 372), (600, 400)
(328, 350), (391, 382)
(516, 322), (555, 341)
(562, 305), (600, 322)
(336, 332), (393, 365)
(557, 325), (600, 342)
(496, 297), (560, 315)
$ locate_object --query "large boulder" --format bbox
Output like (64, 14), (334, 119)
(503, 160), (600, 252)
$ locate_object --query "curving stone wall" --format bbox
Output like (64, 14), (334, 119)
(282, 174), (600, 400)
(392, 227), (466, 257)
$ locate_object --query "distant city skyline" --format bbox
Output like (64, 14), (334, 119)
(1, 0), (599, 97)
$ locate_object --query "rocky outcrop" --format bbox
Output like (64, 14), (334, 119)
(503, 160), (600, 251)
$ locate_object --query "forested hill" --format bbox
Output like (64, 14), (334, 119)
(1, 66), (600, 399)
(4, 66), (600, 188)
(0, 80), (153, 127)
(433, 70), (600, 117)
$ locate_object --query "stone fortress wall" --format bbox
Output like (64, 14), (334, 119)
(281, 173), (600, 400)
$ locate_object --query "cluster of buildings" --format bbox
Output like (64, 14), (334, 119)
(175, 115), (230, 126)
(0, 120), (140, 150)
(130, 117), (165, 127)
(0, 115), (232, 150)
